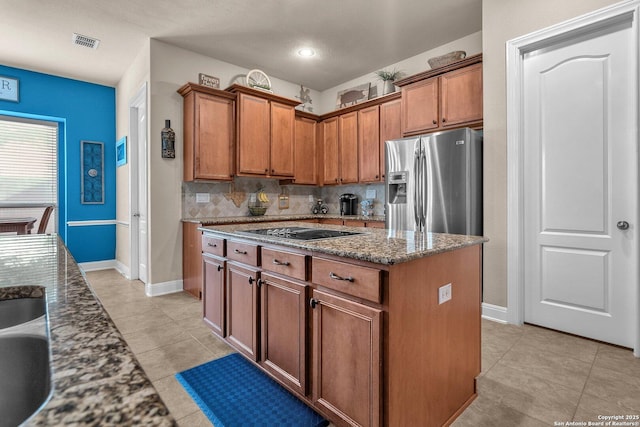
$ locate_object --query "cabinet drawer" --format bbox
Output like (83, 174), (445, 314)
(261, 247), (308, 281)
(227, 240), (260, 266)
(312, 257), (381, 303)
(202, 235), (225, 257)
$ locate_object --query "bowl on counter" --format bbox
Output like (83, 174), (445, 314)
(248, 206), (267, 216)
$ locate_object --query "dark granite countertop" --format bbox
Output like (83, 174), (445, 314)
(182, 213), (385, 225)
(0, 234), (175, 426)
(200, 221), (487, 265)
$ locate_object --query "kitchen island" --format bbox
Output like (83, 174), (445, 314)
(199, 221), (486, 427)
(0, 234), (175, 426)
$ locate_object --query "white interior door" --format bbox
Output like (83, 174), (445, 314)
(136, 101), (148, 284)
(522, 18), (637, 347)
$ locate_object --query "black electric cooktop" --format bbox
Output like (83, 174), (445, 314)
(240, 227), (362, 241)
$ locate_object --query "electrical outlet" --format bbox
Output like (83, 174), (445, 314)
(196, 193), (210, 204)
(366, 189), (376, 199)
(438, 283), (452, 304)
(309, 195), (315, 202)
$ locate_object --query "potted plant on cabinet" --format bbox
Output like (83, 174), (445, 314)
(375, 68), (402, 95)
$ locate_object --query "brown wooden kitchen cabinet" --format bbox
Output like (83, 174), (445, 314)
(178, 83), (235, 181)
(229, 85), (300, 178)
(294, 115), (317, 185)
(183, 222), (203, 299)
(397, 54), (483, 136)
(320, 112), (358, 185)
(311, 289), (382, 427)
(379, 98), (402, 180)
(358, 105), (381, 183)
(203, 254), (225, 337)
(226, 261), (260, 361)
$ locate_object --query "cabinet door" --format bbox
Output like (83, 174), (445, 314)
(226, 262), (259, 360)
(203, 255), (225, 337)
(270, 102), (295, 177)
(339, 111), (358, 184)
(238, 93), (270, 175)
(183, 222), (203, 299)
(402, 77), (439, 135)
(358, 105), (380, 183)
(260, 273), (308, 396)
(294, 116), (317, 185)
(185, 92), (234, 181)
(321, 117), (340, 185)
(379, 98), (402, 181)
(311, 290), (382, 427)
(440, 62), (483, 128)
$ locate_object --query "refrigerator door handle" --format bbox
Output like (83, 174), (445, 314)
(421, 144), (428, 231)
(413, 148), (421, 230)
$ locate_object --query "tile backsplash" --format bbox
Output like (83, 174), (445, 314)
(182, 177), (385, 218)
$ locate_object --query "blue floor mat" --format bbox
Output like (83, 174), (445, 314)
(176, 353), (328, 427)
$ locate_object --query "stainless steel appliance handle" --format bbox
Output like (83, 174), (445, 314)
(414, 149), (421, 230)
(421, 145), (428, 231)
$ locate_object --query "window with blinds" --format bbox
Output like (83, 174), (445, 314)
(0, 115), (58, 233)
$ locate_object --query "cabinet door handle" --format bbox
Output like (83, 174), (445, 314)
(309, 298), (319, 309)
(257, 278), (263, 288)
(207, 243), (217, 247)
(432, 119), (437, 125)
(442, 118), (446, 123)
(234, 249), (247, 255)
(272, 259), (290, 266)
(248, 276), (254, 286)
(217, 265), (222, 271)
(329, 272), (354, 282)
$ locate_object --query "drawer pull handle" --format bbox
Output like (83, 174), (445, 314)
(329, 272), (354, 282)
(207, 243), (217, 247)
(234, 249), (247, 255)
(272, 259), (290, 266)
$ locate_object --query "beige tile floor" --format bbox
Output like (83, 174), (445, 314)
(85, 269), (640, 426)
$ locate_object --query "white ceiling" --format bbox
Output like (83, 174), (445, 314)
(0, 0), (482, 91)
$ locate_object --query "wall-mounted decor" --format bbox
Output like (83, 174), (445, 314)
(199, 73), (220, 88)
(295, 85), (313, 112)
(0, 76), (19, 102)
(116, 136), (127, 167)
(246, 69), (272, 93)
(81, 140), (104, 204)
(335, 82), (370, 109)
(161, 120), (175, 159)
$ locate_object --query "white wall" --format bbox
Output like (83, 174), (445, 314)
(482, 0), (621, 307)
(317, 31), (482, 114)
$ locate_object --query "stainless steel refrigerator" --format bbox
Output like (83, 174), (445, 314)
(385, 128), (482, 235)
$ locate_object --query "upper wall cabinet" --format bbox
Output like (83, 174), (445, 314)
(396, 54), (483, 136)
(227, 85), (300, 178)
(293, 114), (317, 185)
(178, 83), (236, 181)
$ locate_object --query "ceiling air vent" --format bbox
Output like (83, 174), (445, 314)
(72, 33), (100, 49)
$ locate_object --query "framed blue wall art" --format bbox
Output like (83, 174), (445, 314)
(116, 136), (127, 167)
(81, 140), (104, 204)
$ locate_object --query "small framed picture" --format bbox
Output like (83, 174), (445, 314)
(116, 136), (127, 167)
(199, 73), (220, 89)
(0, 76), (19, 102)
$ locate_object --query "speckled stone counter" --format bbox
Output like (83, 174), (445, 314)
(183, 213), (385, 225)
(200, 221), (487, 265)
(0, 234), (175, 426)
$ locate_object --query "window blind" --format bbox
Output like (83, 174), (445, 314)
(0, 115), (58, 206)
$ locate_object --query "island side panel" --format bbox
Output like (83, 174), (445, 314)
(387, 244), (481, 426)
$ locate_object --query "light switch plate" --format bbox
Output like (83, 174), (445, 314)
(309, 195), (315, 202)
(438, 283), (452, 304)
(366, 189), (376, 199)
(196, 193), (210, 204)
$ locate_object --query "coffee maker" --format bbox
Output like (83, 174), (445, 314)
(339, 193), (358, 216)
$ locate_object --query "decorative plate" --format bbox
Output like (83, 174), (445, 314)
(246, 69), (272, 92)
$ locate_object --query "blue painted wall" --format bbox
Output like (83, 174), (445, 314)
(0, 65), (116, 263)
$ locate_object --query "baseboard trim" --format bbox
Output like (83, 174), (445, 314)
(79, 259), (117, 272)
(115, 260), (131, 279)
(482, 302), (508, 324)
(145, 279), (183, 297)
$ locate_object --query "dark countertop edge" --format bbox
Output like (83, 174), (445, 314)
(181, 214), (385, 224)
(0, 235), (176, 426)
(198, 221), (487, 266)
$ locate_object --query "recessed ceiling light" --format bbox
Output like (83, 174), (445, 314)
(297, 48), (315, 58)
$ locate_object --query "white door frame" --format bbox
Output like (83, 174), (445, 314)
(128, 82), (147, 281)
(506, 0), (640, 355)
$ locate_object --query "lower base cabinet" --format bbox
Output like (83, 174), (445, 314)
(202, 254), (225, 337)
(260, 272), (308, 396)
(311, 289), (382, 427)
(226, 262), (259, 361)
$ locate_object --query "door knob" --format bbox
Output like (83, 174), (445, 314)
(617, 221), (630, 230)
